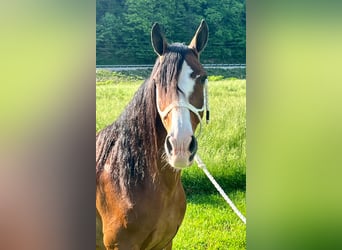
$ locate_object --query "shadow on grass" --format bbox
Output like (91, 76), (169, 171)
(181, 167), (246, 204)
(182, 169), (246, 208)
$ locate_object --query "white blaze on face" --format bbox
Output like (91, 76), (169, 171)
(169, 61), (195, 144)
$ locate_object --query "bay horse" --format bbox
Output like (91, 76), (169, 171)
(96, 20), (209, 250)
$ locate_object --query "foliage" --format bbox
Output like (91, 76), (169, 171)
(96, 69), (144, 85)
(96, 72), (246, 249)
(96, 0), (245, 65)
(208, 75), (225, 81)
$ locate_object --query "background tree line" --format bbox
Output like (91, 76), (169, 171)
(96, 0), (245, 65)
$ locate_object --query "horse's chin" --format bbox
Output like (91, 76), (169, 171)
(167, 155), (193, 169)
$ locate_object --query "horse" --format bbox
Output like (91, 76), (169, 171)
(96, 20), (209, 250)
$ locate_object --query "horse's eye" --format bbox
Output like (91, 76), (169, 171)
(194, 74), (207, 84)
(200, 75), (207, 84)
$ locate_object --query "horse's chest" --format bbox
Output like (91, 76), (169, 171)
(129, 183), (187, 249)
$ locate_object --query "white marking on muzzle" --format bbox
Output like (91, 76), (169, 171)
(170, 61), (195, 140)
(156, 62), (198, 168)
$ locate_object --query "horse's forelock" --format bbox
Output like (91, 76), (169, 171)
(153, 44), (189, 89)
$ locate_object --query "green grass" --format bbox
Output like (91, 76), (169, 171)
(96, 71), (246, 249)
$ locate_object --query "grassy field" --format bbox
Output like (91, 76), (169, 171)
(96, 70), (246, 249)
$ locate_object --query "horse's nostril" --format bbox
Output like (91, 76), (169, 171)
(165, 136), (173, 154)
(189, 136), (198, 154)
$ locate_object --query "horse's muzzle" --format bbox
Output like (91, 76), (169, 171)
(165, 135), (197, 169)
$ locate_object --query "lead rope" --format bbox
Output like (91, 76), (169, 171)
(199, 80), (245, 223)
(195, 154), (246, 224)
(156, 81), (245, 223)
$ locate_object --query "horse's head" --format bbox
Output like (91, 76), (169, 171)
(151, 20), (209, 169)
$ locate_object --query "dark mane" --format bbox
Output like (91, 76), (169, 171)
(96, 43), (189, 192)
(96, 79), (158, 191)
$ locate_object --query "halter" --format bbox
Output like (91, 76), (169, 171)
(156, 79), (209, 137)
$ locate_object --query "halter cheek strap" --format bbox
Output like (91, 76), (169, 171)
(204, 79), (210, 124)
(156, 79), (209, 137)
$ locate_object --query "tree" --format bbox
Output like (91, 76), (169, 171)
(96, 0), (245, 64)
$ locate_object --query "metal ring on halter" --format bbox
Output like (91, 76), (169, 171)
(156, 80), (209, 137)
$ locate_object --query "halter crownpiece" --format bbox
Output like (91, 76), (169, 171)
(156, 79), (209, 137)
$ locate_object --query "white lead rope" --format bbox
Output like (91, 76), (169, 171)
(155, 80), (245, 223)
(194, 154), (246, 224)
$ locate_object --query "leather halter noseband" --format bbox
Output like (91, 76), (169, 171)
(156, 79), (209, 137)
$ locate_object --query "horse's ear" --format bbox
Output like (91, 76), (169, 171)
(151, 23), (167, 56)
(189, 19), (209, 55)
